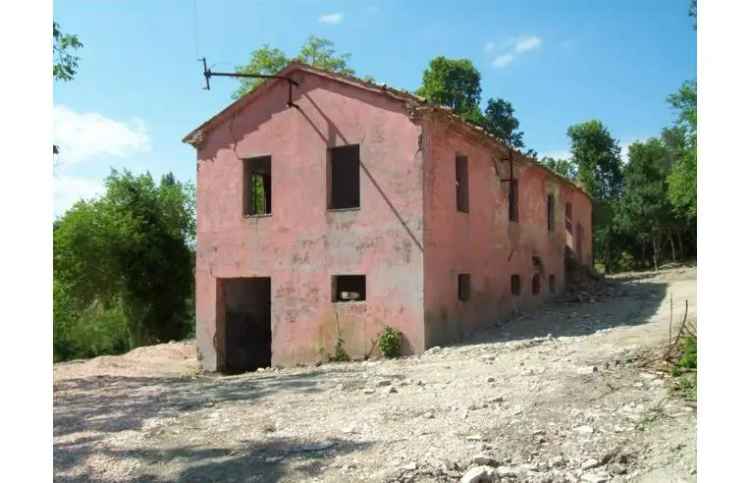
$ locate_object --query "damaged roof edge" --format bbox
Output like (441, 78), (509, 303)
(183, 61), (591, 200)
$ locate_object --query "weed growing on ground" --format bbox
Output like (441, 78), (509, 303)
(330, 336), (350, 362)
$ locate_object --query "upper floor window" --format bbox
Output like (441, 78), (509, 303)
(243, 156), (271, 216)
(565, 202), (573, 231)
(547, 194), (555, 232)
(456, 155), (469, 213)
(328, 145), (360, 210)
(509, 179), (519, 222)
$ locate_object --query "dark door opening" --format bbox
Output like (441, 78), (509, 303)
(219, 277), (271, 373)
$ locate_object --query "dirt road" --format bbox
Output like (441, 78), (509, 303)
(54, 266), (696, 483)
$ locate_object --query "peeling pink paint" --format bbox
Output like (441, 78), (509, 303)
(187, 65), (592, 371)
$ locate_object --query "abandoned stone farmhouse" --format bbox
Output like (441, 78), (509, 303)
(183, 63), (593, 373)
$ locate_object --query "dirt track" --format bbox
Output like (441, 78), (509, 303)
(54, 266), (696, 483)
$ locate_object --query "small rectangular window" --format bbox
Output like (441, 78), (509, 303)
(565, 202), (573, 231)
(532, 273), (541, 295)
(456, 155), (469, 213)
(243, 156), (272, 216)
(547, 194), (555, 232)
(332, 275), (366, 302)
(509, 179), (519, 222)
(511, 274), (521, 296)
(328, 145), (360, 210)
(458, 273), (471, 301)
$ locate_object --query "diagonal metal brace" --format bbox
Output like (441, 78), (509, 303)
(200, 57), (299, 107)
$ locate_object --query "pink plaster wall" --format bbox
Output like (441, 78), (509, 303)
(195, 71), (425, 370)
(421, 116), (592, 348)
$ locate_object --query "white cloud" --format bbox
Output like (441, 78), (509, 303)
(53, 105), (150, 167)
(319, 13), (344, 24)
(514, 35), (542, 53)
(492, 54), (515, 68)
(54, 175), (105, 216)
(488, 34), (543, 69)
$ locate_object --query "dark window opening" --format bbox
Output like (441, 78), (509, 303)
(549, 274), (557, 294)
(456, 155), (469, 213)
(509, 179), (519, 222)
(328, 145), (360, 209)
(332, 275), (366, 302)
(511, 274), (521, 296)
(458, 273), (471, 301)
(547, 194), (555, 232)
(532, 273), (541, 295)
(565, 202), (573, 231)
(243, 156), (272, 216)
(218, 277), (271, 374)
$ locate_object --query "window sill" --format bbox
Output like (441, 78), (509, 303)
(327, 207), (361, 213)
(333, 300), (367, 305)
(243, 213), (272, 219)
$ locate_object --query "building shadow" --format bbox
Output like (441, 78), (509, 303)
(463, 272), (671, 346)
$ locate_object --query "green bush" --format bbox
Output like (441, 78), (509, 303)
(677, 335), (697, 369)
(378, 326), (401, 359)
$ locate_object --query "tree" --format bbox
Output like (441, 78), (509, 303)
(616, 139), (673, 269)
(53, 21), (83, 82)
(567, 120), (623, 201)
(483, 97), (525, 149)
(567, 120), (624, 272)
(666, 81), (697, 220)
(54, 170), (195, 359)
(233, 35), (355, 99)
(690, 0), (697, 30)
(540, 156), (577, 180)
(416, 57), (482, 119)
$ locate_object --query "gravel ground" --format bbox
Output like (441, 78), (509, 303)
(53, 266), (696, 483)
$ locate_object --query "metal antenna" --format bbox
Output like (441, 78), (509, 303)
(199, 57), (299, 108)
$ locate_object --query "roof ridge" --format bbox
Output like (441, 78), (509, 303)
(183, 61), (590, 198)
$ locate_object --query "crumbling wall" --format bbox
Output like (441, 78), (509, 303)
(421, 115), (592, 348)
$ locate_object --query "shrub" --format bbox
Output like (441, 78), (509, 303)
(378, 326), (401, 359)
(677, 335), (697, 369)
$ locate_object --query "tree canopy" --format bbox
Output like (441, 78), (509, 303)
(53, 170), (195, 361)
(53, 21), (83, 82)
(416, 57), (482, 119)
(233, 35), (355, 99)
(483, 98), (525, 149)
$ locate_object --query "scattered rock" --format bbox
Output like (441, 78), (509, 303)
(384, 386), (397, 394)
(494, 466), (518, 478)
(363, 388), (375, 395)
(581, 458), (599, 470)
(460, 465), (496, 483)
(486, 376), (496, 383)
(471, 454), (499, 467)
(424, 411), (435, 419)
(466, 433), (484, 441)
(375, 379), (392, 387)
(580, 471), (609, 482)
(574, 425), (595, 435)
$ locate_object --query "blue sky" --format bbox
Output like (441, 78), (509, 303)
(53, 0), (696, 215)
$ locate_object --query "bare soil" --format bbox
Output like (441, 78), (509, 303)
(54, 266), (696, 483)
